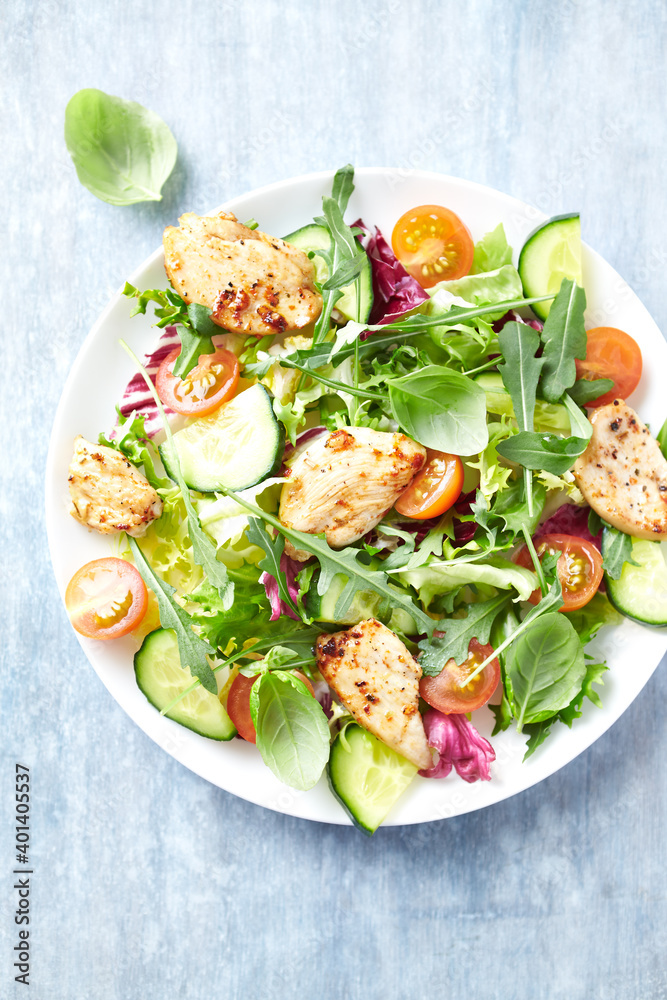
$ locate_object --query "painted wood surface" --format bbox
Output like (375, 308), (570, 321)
(2, 1), (667, 997)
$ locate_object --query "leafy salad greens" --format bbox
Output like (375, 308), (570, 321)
(64, 163), (665, 834)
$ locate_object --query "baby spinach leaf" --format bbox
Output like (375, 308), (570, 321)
(601, 525), (640, 580)
(65, 89), (177, 205)
(497, 431), (588, 473)
(388, 366), (488, 454)
(250, 671), (330, 790)
(418, 594), (510, 676)
(539, 279), (587, 403)
(522, 659), (609, 759)
(497, 322), (544, 433)
(129, 538), (217, 694)
(505, 612), (586, 730)
(567, 377), (614, 406)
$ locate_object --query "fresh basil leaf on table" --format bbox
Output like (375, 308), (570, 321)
(64, 88), (177, 205)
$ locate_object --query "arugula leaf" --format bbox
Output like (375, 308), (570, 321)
(129, 538), (217, 694)
(64, 89), (177, 205)
(123, 282), (189, 327)
(521, 719), (555, 759)
(505, 612), (586, 730)
(222, 491), (438, 637)
(471, 224), (513, 274)
(187, 569), (269, 651)
(476, 479), (547, 537)
(331, 163), (355, 212)
(489, 690), (514, 735)
(250, 671), (330, 790)
(567, 377), (614, 406)
(388, 366), (488, 454)
(239, 645), (304, 676)
(418, 595), (510, 676)
(601, 524), (640, 580)
(245, 518), (300, 619)
(322, 253), (367, 290)
(120, 341), (233, 608)
(562, 392), (593, 441)
(497, 322), (545, 433)
(539, 279), (587, 403)
(496, 431), (588, 473)
(99, 410), (170, 491)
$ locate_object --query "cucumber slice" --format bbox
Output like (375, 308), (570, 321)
(518, 213), (582, 321)
(159, 383), (283, 493)
(134, 628), (236, 740)
(605, 539), (667, 627)
(476, 372), (570, 434)
(327, 724), (418, 835)
(284, 223), (373, 323)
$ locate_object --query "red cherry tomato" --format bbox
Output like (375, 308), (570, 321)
(395, 450), (464, 519)
(419, 638), (500, 714)
(226, 670), (315, 743)
(65, 558), (148, 640)
(513, 533), (603, 611)
(156, 345), (239, 417)
(391, 204), (474, 287)
(575, 327), (642, 407)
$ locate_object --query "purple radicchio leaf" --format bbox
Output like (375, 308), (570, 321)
(419, 708), (495, 782)
(260, 552), (301, 622)
(493, 309), (544, 333)
(538, 503), (602, 551)
(117, 325), (180, 437)
(353, 219), (429, 327)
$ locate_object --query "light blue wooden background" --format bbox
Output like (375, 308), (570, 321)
(3, 1), (667, 997)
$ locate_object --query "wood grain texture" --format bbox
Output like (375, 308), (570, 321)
(2, 0), (667, 997)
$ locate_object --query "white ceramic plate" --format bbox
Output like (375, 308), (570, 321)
(46, 168), (667, 826)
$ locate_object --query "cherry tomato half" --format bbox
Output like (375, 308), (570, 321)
(575, 327), (642, 408)
(226, 670), (315, 743)
(391, 204), (474, 287)
(65, 557), (148, 640)
(513, 533), (603, 611)
(419, 638), (500, 714)
(156, 345), (240, 417)
(395, 449), (464, 519)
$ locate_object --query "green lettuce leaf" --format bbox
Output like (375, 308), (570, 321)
(472, 224), (513, 274)
(395, 556), (538, 608)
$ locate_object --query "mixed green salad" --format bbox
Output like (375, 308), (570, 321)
(63, 165), (667, 834)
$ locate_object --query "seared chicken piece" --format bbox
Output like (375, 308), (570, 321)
(279, 427), (427, 560)
(316, 619), (432, 769)
(163, 211), (322, 336)
(68, 437), (163, 537)
(573, 400), (667, 539)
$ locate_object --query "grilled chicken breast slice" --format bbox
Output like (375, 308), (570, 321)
(279, 427), (427, 559)
(68, 436), (163, 537)
(163, 211), (322, 336)
(316, 619), (432, 769)
(573, 399), (667, 538)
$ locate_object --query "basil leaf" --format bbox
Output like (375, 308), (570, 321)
(418, 595), (510, 676)
(388, 366), (488, 454)
(497, 322), (544, 432)
(601, 524), (640, 580)
(129, 538), (217, 694)
(497, 431), (588, 473)
(539, 279), (587, 403)
(250, 672), (330, 790)
(65, 89), (177, 205)
(567, 377), (614, 406)
(505, 613), (586, 729)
